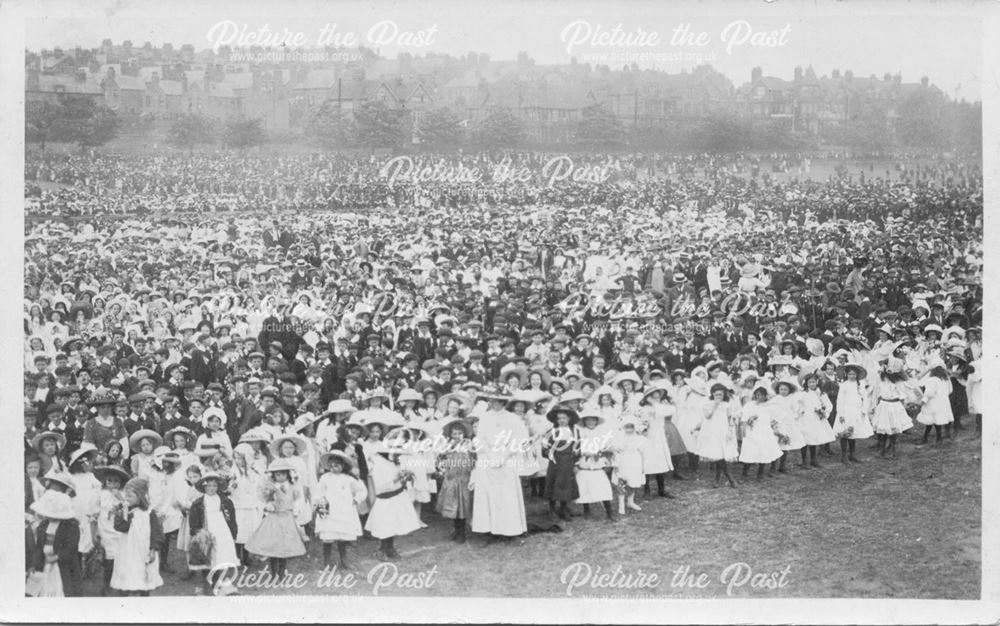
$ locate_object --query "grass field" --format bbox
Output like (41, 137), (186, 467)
(81, 429), (981, 600)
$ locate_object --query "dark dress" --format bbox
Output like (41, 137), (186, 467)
(30, 518), (83, 597)
(543, 431), (579, 502)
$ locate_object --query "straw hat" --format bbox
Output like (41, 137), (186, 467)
(320, 450), (355, 472)
(164, 425), (196, 444)
(573, 377), (600, 392)
(578, 411), (606, 427)
(771, 378), (800, 394)
(477, 384), (510, 403)
(238, 427), (272, 444)
(292, 411), (324, 433)
(323, 399), (358, 415)
(41, 470), (76, 494)
(269, 433), (309, 457)
(93, 464), (130, 484)
(195, 471), (229, 493)
(264, 457), (298, 475)
(612, 371), (642, 388)
(202, 407), (227, 428)
(68, 443), (98, 469)
(396, 388), (423, 404)
(546, 407), (580, 426)
(751, 382), (773, 399)
(128, 429), (163, 453)
(31, 431), (67, 453)
(30, 490), (76, 520)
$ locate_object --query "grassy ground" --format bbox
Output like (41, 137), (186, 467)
(82, 428), (981, 599)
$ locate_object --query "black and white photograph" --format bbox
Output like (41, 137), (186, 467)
(2, 0), (998, 622)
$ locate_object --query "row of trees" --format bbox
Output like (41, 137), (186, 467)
(26, 92), (981, 153)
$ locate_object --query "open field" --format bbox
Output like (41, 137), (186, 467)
(77, 429), (981, 599)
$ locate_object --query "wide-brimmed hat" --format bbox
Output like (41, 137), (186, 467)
(201, 407), (227, 428)
(238, 427), (272, 444)
(193, 441), (226, 458)
(611, 371), (642, 388)
(41, 470), (76, 494)
(751, 382), (773, 399)
(128, 429), (163, 453)
(68, 443), (98, 469)
(341, 414), (370, 437)
(477, 384), (510, 402)
(195, 471), (229, 493)
(573, 377), (601, 392)
(320, 450), (356, 472)
(264, 457), (298, 475)
(441, 418), (474, 439)
(269, 433), (309, 457)
(546, 407), (579, 426)
(94, 464), (130, 484)
(578, 411), (605, 427)
(362, 387), (391, 404)
(31, 431), (67, 453)
(437, 392), (475, 414)
(396, 388), (423, 404)
(30, 490), (76, 520)
(771, 378), (800, 394)
(843, 363), (868, 379)
(88, 393), (118, 407)
(323, 399), (358, 415)
(292, 411), (324, 433)
(164, 425), (195, 444)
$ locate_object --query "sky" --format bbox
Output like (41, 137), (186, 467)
(22, 0), (984, 100)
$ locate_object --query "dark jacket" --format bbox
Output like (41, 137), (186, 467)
(113, 505), (165, 552)
(30, 518), (83, 597)
(188, 494), (238, 540)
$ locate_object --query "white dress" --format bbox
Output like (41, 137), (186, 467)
(739, 402), (782, 464)
(797, 390), (836, 445)
(966, 359), (982, 414)
(612, 432), (645, 488)
(693, 401), (739, 461)
(470, 410), (529, 537)
(575, 426), (613, 503)
(834, 382), (874, 439)
(110, 508), (163, 592)
(676, 388), (708, 451)
(230, 467), (264, 544)
(917, 376), (954, 426)
(640, 408), (674, 474)
(98, 490), (124, 560)
(770, 395), (806, 450)
(201, 494), (239, 569)
(871, 381), (913, 434)
(364, 455), (422, 540)
(314, 472), (367, 542)
(399, 452), (432, 504)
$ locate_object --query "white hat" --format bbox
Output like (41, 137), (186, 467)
(202, 407), (227, 428)
(31, 490), (76, 520)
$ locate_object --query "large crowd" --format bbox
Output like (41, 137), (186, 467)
(22, 149), (983, 597)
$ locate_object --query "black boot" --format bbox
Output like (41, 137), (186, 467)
(848, 439), (862, 463)
(935, 425), (943, 445)
(558, 501), (571, 521)
(656, 473), (675, 498)
(671, 456), (687, 480)
(582, 503), (592, 518)
(840, 438), (849, 464)
(337, 541), (352, 569)
(919, 426), (931, 445)
(452, 518), (466, 542)
(602, 500), (615, 522)
(322, 542), (334, 568)
(810, 446), (821, 468)
(778, 452), (788, 474)
(756, 464), (766, 481)
(643, 479), (651, 497)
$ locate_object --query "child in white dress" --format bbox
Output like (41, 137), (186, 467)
(611, 418), (645, 515)
(314, 451), (368, 570)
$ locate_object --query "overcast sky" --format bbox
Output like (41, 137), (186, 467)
(23, 0), (983, 100)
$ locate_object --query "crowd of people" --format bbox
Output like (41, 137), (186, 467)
(23, 148), (983, 597)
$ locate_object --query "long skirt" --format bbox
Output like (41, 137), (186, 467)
(871, 401), (913, 435)
(246, 511), (306, 558)
(543, 448), (579, 502)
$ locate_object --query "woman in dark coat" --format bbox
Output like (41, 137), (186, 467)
(29, 493), (83, 597)
(543, 408), (580, 521)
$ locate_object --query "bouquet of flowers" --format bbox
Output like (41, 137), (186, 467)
(314, 499), (329, 518)
(398, 469), (415, 486)
(188, 529), (216, 570)
(842, 426), (855, 438)
(777, 434), (791, 447)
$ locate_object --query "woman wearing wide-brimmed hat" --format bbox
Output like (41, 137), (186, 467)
(470, 385), (529, 540)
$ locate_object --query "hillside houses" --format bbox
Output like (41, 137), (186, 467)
(25, 41), (951, 141)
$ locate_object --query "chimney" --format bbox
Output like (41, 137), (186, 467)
(921, 76), (928, 87)
(832, 69), (840, 79)
(751, 66), (762, 83)
(845, 70), (853, 82)
(794, 66), (802, 81)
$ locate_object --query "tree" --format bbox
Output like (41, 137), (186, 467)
(476, 109), (525, 148)
(353, 101), (405, 149)
(167, 113), (216, 152)
(223, 118), (266, 150)
(695, 112), (752, 152)
(416, 107), (463, 148)
(310, 98), (356, 149)
(575, 103), (625, 147)
(25, 100), (66, 150)
(897, 89), (948, 148)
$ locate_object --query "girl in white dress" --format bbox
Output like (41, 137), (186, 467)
(797, 373), (836, 469)
(231, 444), (264, 566)
(637, 385), (676, 498)
(611, 418), (645, 515)
(835, 364), (874, 463)
(738, 383), (782, 481)
(917, 364), (954, 445)
(694, 383), (740, 488)
(676, 368), (710, 477)
(314, 451), (368, 570)
(575, 412), (615, 520)
(769, 379), (806, 474)
(871, 358), (913, 458)
(188, 473), (239, 596)
(110, 478), (163, 596)
(365, 440), (422, 561)
(94, 464), (127, 596)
